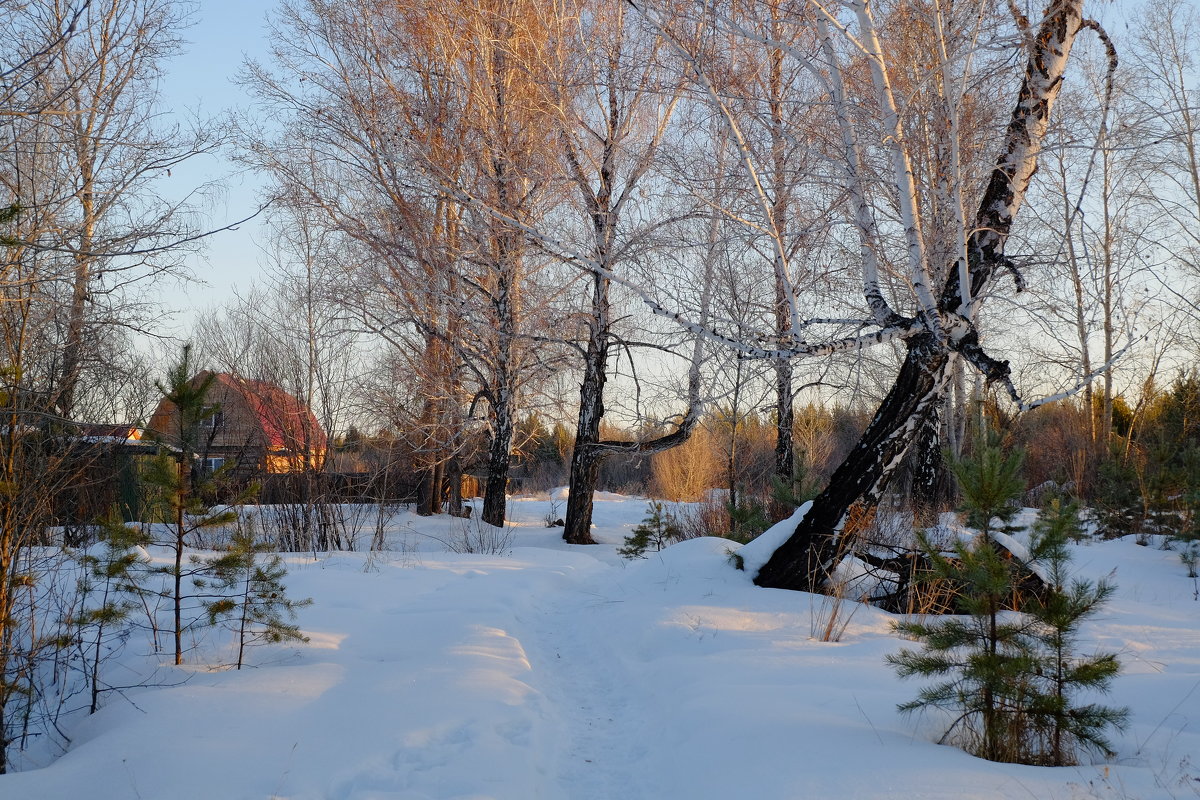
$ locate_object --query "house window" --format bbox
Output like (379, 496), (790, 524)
(202, 457), (226, 473)
(201, 409), (224, 430)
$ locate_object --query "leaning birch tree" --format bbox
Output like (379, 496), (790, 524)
(621, 0), (1106, 591)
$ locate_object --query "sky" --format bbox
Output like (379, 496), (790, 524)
(153, 0), (278, 333)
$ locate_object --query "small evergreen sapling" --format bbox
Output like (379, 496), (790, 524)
(619, 502), (681, 559)
(888, 530), (1038, 762)
(770, 456), (822, 509)
(1024, 499), (1128, 765)
(949, 431), (1025, 536)
(201, 520), (311, 669)
(144, 345), (251, 664)
(889, 434), (1035, 762)
(726, 497), (770, 544)
(1174, 485), (1200, 580)
(69, 511), (152, 713)
(890, 437), (1128, 765)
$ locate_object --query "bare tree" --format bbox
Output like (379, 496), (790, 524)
(241, 0), (569, 527)
(1126, 0), (1200, 350)
(18, 0), (218, 419)
(193, 214), (367, 550)
(703, 1), (835, 495)
(550, 0), (709, 544)
(0, 0), (92, 772)
(0, 0), (226, 769)
(1022, 42), (1153, 458)
(617, 0), (1106, 591)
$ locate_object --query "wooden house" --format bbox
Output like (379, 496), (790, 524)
(147, 372), (327, 475)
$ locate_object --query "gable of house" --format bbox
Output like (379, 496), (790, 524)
(147, 372), (326, 473)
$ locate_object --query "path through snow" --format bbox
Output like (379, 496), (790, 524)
(1, 498), (1198, 799)
(528, 573), (652, 800)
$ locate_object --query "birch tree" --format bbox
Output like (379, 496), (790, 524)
(702, 0), (840, 497)
(241, 0), (563, 527)
(1127, 0), (1200, 346)
(1025, 58), (1153, 457)
(621, 0), (1104, 591)
(17, 0), (217, 420)
(552, 0), (707, 544)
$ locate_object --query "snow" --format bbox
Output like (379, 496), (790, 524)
(737, 500), (811, 577)
(4, 494), (1199, 799)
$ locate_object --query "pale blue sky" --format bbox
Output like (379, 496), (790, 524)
(156, 0), (277, 331)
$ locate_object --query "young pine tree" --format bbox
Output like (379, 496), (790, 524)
(619, 502), (682, 559)
(1024, 499), (1128, 765)
(145, 345), (248, 665)
(949, 432), (1025, 537)
(726, 497), (770, 544)
(69, 511), (152, 713)
(888, 531), (1038, 762)
(200, 519), (310, 669)
(889, 434), (1035, 762)
(891, 440), (1128, 765)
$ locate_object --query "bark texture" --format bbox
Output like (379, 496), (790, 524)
(563, 274), (610, 544)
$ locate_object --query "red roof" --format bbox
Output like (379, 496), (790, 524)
(209, 372), (328, 454)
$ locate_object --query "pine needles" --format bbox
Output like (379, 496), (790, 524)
(888, 436), (1128, 766)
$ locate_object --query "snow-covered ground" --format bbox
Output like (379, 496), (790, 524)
(3, 491), (1199, 799)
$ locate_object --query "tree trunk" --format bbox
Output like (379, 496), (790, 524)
(768, 33), (796, 496)
(755, 333), (951, 590)
(479, 242), (518, 528)
(416, 461), (444, 516)
(563, 274), (609, 545)
(564, 448), (602, 545)
(481, 407), (512, 527)
(57, 146), (95, 420)
(560, 280), (701, 542)
(415, 332), (453, 517)
(909, 394), (953, 520)
(446, 455), (465, 516)
(728, 357), (745, 518)
(174, 457), (188, 666)
(773, 358), (795, 495)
